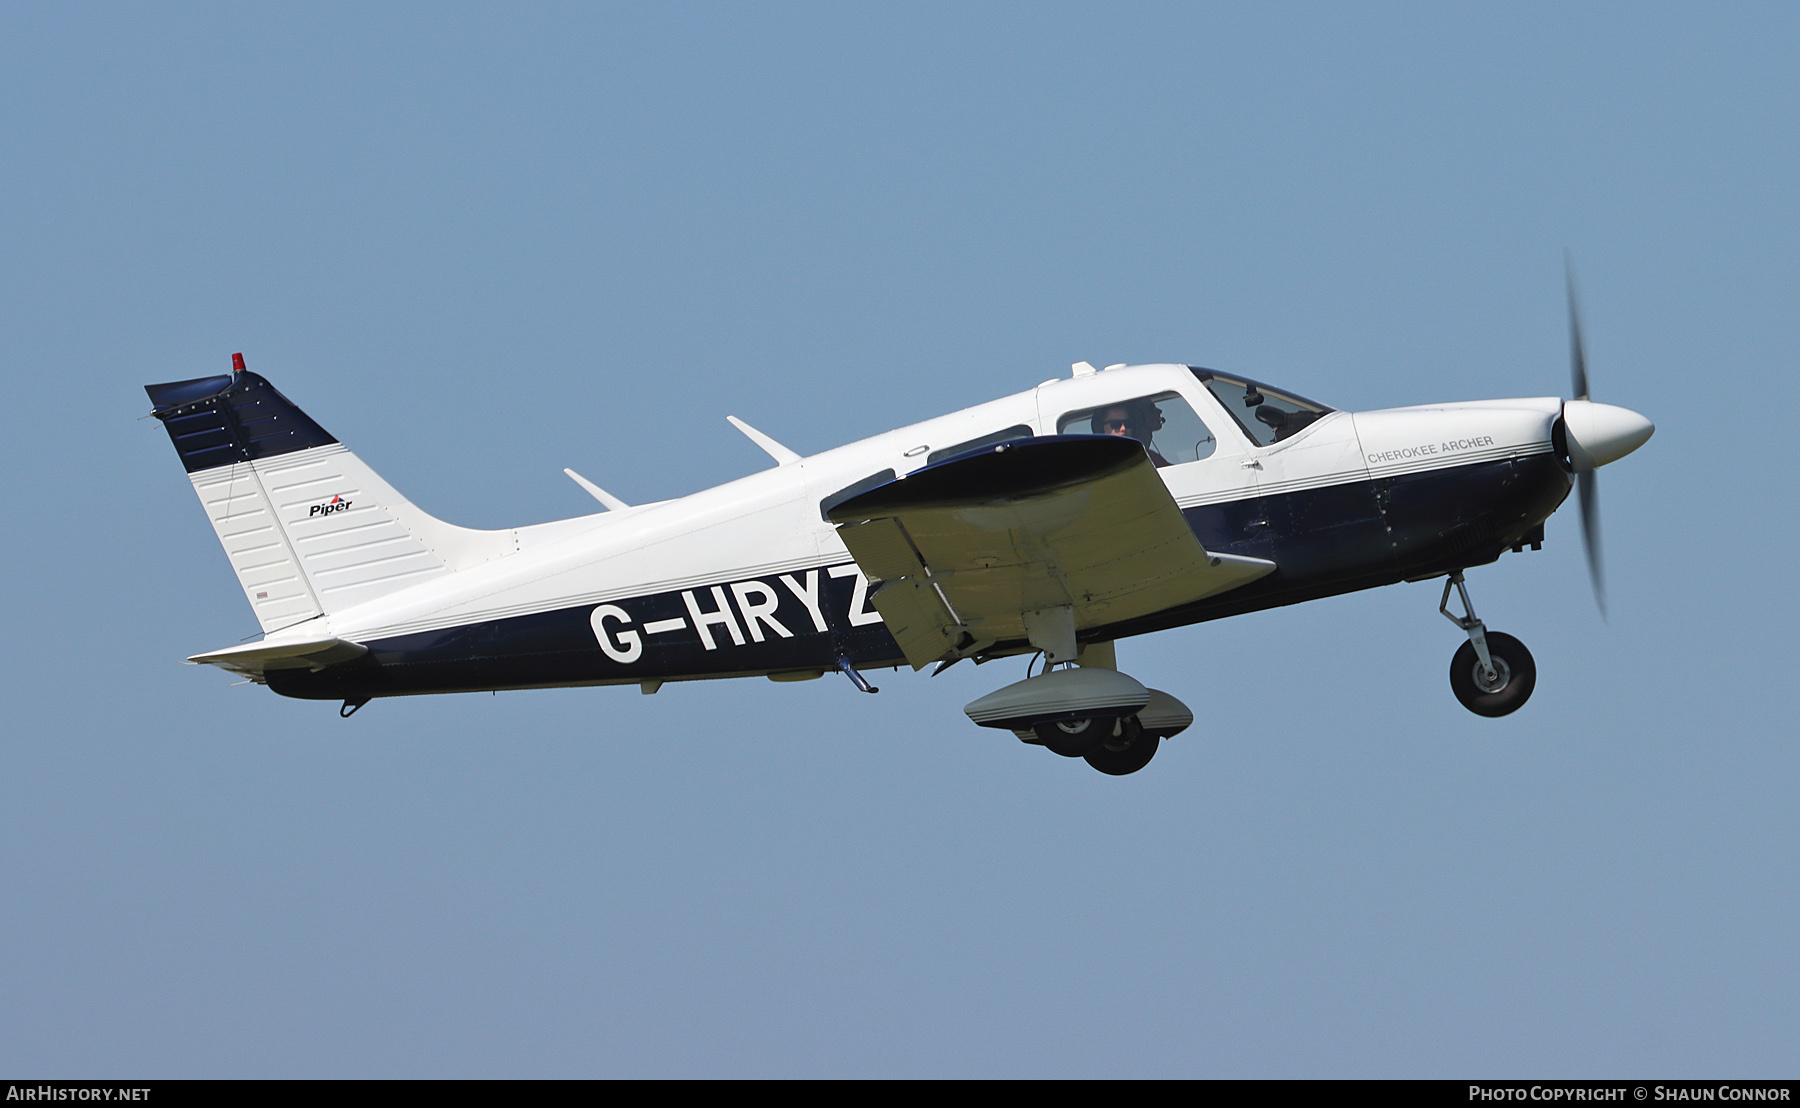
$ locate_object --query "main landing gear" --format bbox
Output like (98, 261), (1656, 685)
(1034, 715), (1163, 775)
(964, 666), (1191, 776)
(1440, 571), (1536, 717)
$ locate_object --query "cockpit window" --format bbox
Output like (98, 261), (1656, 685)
(1189, 368), (1333, 446)
(1056, 391), (1216, 467)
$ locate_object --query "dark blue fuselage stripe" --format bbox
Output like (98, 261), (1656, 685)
(265, 454), (1571, 701)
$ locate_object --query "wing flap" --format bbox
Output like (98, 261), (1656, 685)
(869, 577), (965, 665)
(835, 517), (928, 583)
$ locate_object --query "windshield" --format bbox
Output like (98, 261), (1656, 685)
(1189, 368), (1333, 446)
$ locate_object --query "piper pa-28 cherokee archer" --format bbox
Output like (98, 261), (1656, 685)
(147, 311), (1652, 776)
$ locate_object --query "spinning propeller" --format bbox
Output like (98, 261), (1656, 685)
(1559, 260), (1655, 619)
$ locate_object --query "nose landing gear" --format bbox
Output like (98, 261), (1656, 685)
(1440, 572), (1537, 717)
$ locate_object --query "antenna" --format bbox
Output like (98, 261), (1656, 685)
(726, 416), (801, 466)
(563, 469), (630, 511)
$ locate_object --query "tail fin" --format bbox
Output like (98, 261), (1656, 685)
(146, 359), (514, 631)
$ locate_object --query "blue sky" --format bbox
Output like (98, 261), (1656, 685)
(2, 2), (1796, 1077)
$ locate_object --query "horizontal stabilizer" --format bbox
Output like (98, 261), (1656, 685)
(188, 635), (368, 679)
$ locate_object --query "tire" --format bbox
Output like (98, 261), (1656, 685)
(1033, 716), (1113, 757)
(1084, 728), (1160, 775)
(1449, 632), (1536, 717)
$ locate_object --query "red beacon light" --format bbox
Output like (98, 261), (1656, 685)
(232, 352), (246, 374)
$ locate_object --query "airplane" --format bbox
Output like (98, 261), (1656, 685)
(144, 295), (1652, 776)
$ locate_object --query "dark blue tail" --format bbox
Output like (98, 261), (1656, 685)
(145, 361), (337, 475)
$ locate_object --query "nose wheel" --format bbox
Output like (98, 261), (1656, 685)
(1440, 572), (1537, 717)
(1448, 631), (1536, 716)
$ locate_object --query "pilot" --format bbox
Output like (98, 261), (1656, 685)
(1093, 402), (1171, 467)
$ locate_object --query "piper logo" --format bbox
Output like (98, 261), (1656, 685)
(309, 495), (353, 518)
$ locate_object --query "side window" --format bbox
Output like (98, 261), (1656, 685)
(926, 424), (1034, 465)
(1191, 369), (1332, 446)
(1056, 392), (1216, 467)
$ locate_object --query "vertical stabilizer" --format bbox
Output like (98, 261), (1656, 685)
(146, 361), (514, 632)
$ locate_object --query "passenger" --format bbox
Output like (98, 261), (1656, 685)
(1093, 403), (1171, 467)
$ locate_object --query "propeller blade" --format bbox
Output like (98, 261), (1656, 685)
(1578, 467), (1606, 621)
(1566, 252), (1604, 616)
(1566, 254), (1589, 402)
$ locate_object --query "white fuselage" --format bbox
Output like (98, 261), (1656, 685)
(301, 364), (1563, 656)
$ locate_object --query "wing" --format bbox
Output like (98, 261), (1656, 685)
(826, 435), (1274, 669)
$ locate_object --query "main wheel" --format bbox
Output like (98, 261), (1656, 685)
(1034, 716), (1113, 757)
(1449, 632), (1536, 717)
(1084, 722), (1160, 776)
